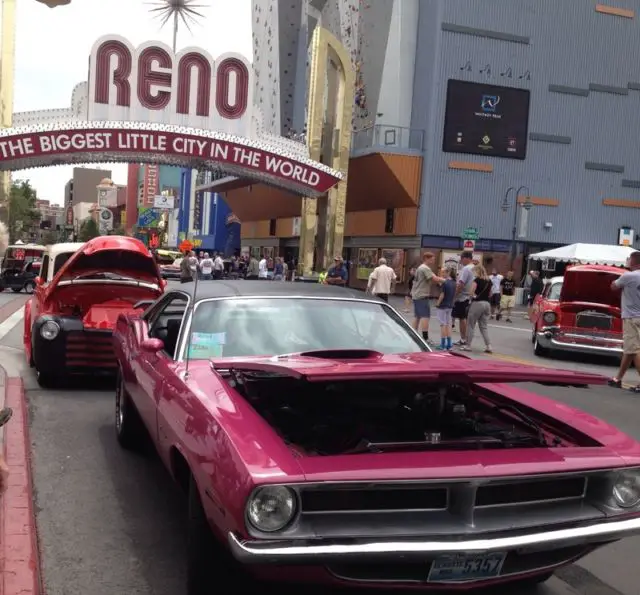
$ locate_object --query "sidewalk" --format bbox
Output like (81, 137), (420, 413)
(0, 345), (41, 595)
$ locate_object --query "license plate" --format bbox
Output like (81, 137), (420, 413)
(427, 552), (506, 583)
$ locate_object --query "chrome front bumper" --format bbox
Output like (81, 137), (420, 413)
(228, 515), (640, 564)
(536, 328), (623, 357)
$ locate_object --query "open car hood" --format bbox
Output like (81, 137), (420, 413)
(560, 265), (623, 308)
(51, 236), (161, 287)
(211, 350), (608, 386)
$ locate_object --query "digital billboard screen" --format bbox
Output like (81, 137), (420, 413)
(442, 79), (531, 160)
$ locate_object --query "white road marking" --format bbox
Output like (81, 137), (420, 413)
(489, 324), (531, 333)
(0, 306), (25, 342)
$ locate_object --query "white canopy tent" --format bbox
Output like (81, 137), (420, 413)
(528, 243), (635, 267)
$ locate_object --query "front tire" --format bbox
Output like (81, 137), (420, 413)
(115, 367), (144, 451)
(187, 475), (251, 594)
(23, 281), (35, 294)
(36, 371), (60, 389)
(534, 335), (549, 357)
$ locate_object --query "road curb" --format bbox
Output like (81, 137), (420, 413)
(1, 364), (42, 595)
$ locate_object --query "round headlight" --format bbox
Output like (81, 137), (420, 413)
(247, 486), (296, 532)
(40, 321), (60, 341)
(543, 312), (557, 324)
(613, 470), (640, 508)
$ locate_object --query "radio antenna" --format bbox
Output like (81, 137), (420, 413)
(184, 251), (199, 379)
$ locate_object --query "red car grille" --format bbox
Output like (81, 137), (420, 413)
(66, 331), (116, 368)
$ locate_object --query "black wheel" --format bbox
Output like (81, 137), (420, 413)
(23, 281), (35, 294)
(533, 335), (549, 357)
(36, 371), (59, 389)
(115, 367), (145, 450)
(187, 475), (251, 594)
(11, 287), (21, 293)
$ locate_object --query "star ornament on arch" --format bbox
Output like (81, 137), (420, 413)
(146, 0), (207, 32)
(35, 0), (72, 7)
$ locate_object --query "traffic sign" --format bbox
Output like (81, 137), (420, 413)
(462, 239), (476, 251)
(462, 227), (479, 240)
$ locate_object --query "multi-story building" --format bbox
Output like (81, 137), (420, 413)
(217, 0), (640, 285)
(64, 167), (113, 222)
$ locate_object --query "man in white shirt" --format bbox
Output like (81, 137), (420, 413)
(213, 253), (225, 279)
(258, 256), (268, 279)
(367, 257), (397, 302)
(489, 269), (503, 319)
(199, 253), (214, 280)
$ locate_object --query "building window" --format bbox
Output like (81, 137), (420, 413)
(385, 209), (395, 234)
(269, 219), (277, 236)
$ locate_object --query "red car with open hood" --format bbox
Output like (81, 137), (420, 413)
(112, 281), (640, 593)
(24, 235), (164, 387)
(531, 264), (623, 359)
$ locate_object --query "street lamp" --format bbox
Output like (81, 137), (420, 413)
(501, 185), (533, 269)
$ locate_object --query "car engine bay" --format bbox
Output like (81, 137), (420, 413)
(228, 374), (578, 456)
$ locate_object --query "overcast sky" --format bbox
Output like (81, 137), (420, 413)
(13, 0), (252, 204)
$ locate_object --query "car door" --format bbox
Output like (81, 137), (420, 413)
(133, 293), (189, 442)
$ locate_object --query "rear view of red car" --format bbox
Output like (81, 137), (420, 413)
(532, 265), (623, 358)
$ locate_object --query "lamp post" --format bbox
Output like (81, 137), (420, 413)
(501, 185), (533, 269)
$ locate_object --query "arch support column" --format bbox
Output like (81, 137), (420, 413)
(299, 27), (354, 274)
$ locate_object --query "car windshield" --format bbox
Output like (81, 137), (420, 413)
(548, 282), (562, 300)
(187, 297), (427, 359)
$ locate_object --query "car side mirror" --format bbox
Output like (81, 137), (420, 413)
(160, 279), (167, 289)
(141, 337), (164, 353)
(35, 277), (44, 286)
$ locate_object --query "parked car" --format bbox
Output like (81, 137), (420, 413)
(24, 236), (165, 387)
(112, 281), (640, 593)
(160, 257), (183, 280)
(0, 259), (41, 293)
(531, 265), (623, 359)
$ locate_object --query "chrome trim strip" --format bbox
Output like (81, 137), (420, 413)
(537, 333), (623, 354)
(228, 516), (640, 564)
(176, 295), (430, 363)
(57, 279), (160, 291)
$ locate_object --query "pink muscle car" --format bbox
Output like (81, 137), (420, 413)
(112, 281), (640, 593)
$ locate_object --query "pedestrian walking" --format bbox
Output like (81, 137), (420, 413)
(489, 269), (503, 319)
(367, 257), (397, 302)
(199, 253), (214, 280)
(527, 270), (544, 320)
(452, 251), (475, 345)
(609, 251), (640, 391)
(496, 270), (516, 322)
(461, 264), (493, 353)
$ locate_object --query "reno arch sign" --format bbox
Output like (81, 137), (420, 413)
(88, 35), (253, 136)
(0, 35), (342, 197)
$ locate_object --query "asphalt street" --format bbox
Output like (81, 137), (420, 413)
(1, 287), (639, 595)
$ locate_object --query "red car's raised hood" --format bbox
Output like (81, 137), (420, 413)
(560, 264), (623, 307)
(50, 235), (161, 288)
(212, 350), (608, 386)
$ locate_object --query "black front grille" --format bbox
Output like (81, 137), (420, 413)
(475, 476), (586, 507)
(576, 311), (612, 330)
(301, 486), (449, 513)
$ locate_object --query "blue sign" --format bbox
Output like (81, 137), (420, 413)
(137, 207), (161, 228)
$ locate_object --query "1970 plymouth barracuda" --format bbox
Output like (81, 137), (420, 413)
(532, 265), (623, 359)
(113, 281), (640, 593)
(24, 235), (165, 387)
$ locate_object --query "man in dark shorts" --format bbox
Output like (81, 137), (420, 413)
(453, 251), (474, 345)
(411, 252), (444, 344)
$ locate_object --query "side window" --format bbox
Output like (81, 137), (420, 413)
(53, 253), (73, 277)
(147, 295), (189, 358)
(40, 255), (50, 281)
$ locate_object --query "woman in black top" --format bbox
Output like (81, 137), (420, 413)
(527, 270), (544, 319)
(404, 267), (416, 312)
(461, 264), (492, 353)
